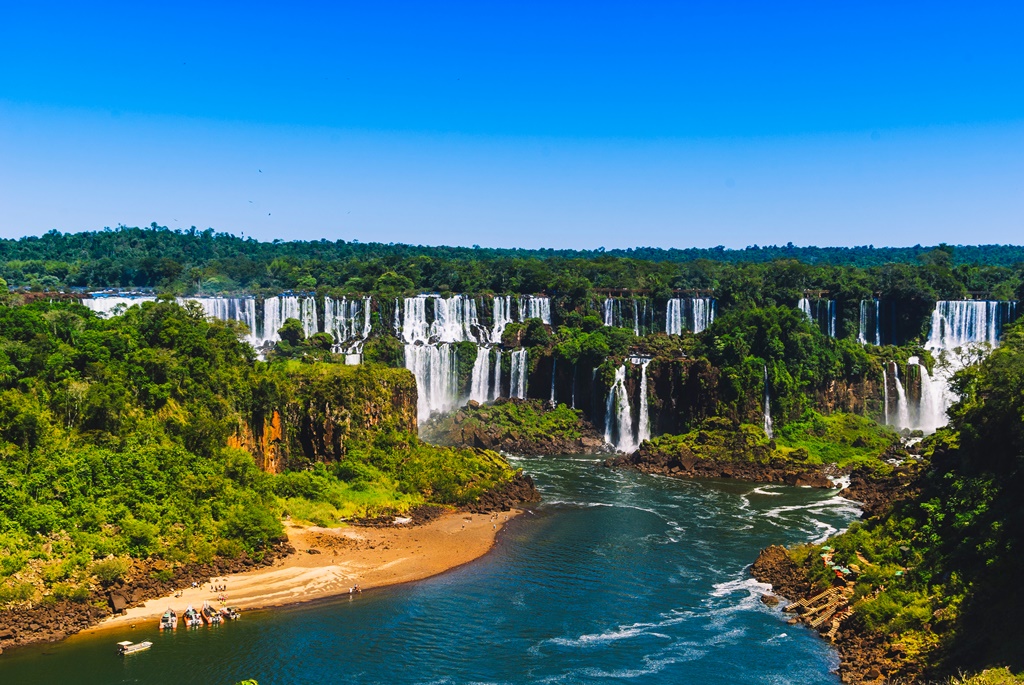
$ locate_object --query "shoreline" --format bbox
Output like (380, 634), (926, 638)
(77, 509), (520, 638)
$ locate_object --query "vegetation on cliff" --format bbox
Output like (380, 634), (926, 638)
(769, 323), (1024, 679)
(0, 300), (517, 610)
(422, 399), (603, 454)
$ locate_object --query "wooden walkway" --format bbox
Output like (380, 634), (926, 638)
(783, 586), (854, 642)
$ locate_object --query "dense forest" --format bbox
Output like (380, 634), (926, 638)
(2, 226), (1024, 306)
(0, 299), (515, 606)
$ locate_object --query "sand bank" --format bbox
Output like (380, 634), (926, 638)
(82, 509), (519, 634)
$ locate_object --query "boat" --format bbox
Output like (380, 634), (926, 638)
(159, 608), (177, 630)
(201, 601), (222, 625)
(220, 606), (241, 621)
(117, 640), (153, 655)
(182, 604), (202, 628)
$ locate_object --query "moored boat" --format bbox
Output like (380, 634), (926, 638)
(220, 606), (241, 621)
(159, 608), (177, 630)
(201, 601), (222, 625)
(182, 604), (202, 628)
(117, 640), (153, 655)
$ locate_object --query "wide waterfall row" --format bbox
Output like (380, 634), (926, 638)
(602, 298), (652, 336)
(603, 358), (653, 453)
(925, 300), (1016, 350)
(82, 296), (156, 317)
(665, 297), (716, 335)
(797, 298), (836, 337)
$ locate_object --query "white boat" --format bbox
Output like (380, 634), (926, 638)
(159, 608), (177, 630)
(182, 604), (202, 628)
(117, 640), (153, 655)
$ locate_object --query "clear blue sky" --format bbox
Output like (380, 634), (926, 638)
(1, 1), (1022, 248)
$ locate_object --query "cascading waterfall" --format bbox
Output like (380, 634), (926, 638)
(632, 300), (640, 336)
(177, 296), (260, 345)
(571, 362), (577, 409)
(510, 349), (528, 399)
(857, 300), (869, 344)
(490, 350), (503, 402)
(797, 297), (813, 320)
(82, 296), (157, 317)
(602, 298), (618, 327)
(604, 364), (635, 453)
(874, 299), (881, 345)
(518, 296), (551, 324)
(665, 297), (716, 335)
(492, 296), (513, 342)
(549, 358), (557, 405)
(324, 297), (372, 346)
(262, 296), (318, 343)
(896, 299), (1020, 434)
(637, 359), (651, 445)
(762, 366), (773, 439)
(892, 365), (910, 430)
(882, 362), (890, 425)
(827, 300), (837, 337)
(469, 346), (492, 403)
(405, 343), (459, 422)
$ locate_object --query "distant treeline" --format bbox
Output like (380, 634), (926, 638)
(2, 225), (1023, 299)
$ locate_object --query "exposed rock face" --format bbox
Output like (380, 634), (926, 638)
(464, 472), (542, 513)
(750, 545), (812, 601)
(844, 464), (921, 518)
(233, 365), (418, 472)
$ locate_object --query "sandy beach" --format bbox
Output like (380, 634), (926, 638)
(82, 509), (520, 635)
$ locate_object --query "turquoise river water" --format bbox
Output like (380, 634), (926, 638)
(0, 455), (860, 684)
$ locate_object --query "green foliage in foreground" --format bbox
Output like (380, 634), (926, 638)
(0, 300), (514, 608)
(774, 411), (901, 469)
(793, 323), (1024, 675)
(425, 399), (589, 445)
(639, 411), (898, 470)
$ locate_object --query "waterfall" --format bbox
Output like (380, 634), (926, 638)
(324, 296), (372, 347)
(510, 349), (528, 399)
(262, 296), (318, 343)
(893, 366), (910, 430)
(858, 300), (868, 344)
(904, 299), (1018, 433)
(83, 296), (157, 317)
(490, 350), (503, 401)
(401, 295), (482, 344)
(405, 343), (459, 422)
(882, 362), (890, 425)
(518, 296), (551, 324)
(828, 300), (837, 337)
(469, 347), (492, 403)
(874, 299), (881, 345)
(637, 359), (651, 444)
(571, 362), (577, 409)
(550, 358), (557, 405)
(666, 299), (684, 335)
(666, 297), (716, 335)
(184, 296), (260, 345)
(604, 364), (635, 453)
(797, 297), (812, 320)
(492, 296), (513, 343)
(602, 298), (616, 327)
(632, 300), (640, 336)
(762, 366), (773, 439)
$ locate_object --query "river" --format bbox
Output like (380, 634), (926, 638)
(0, 455), (860, 684)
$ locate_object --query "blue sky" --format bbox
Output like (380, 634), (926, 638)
(1, 2), (1022, 248)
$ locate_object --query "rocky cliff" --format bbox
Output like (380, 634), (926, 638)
(233, 364), (418, 473)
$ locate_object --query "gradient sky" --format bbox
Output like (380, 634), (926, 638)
(1, 2), (1023, 249)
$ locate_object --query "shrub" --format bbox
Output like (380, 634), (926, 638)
(91, 557), (131, 585)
